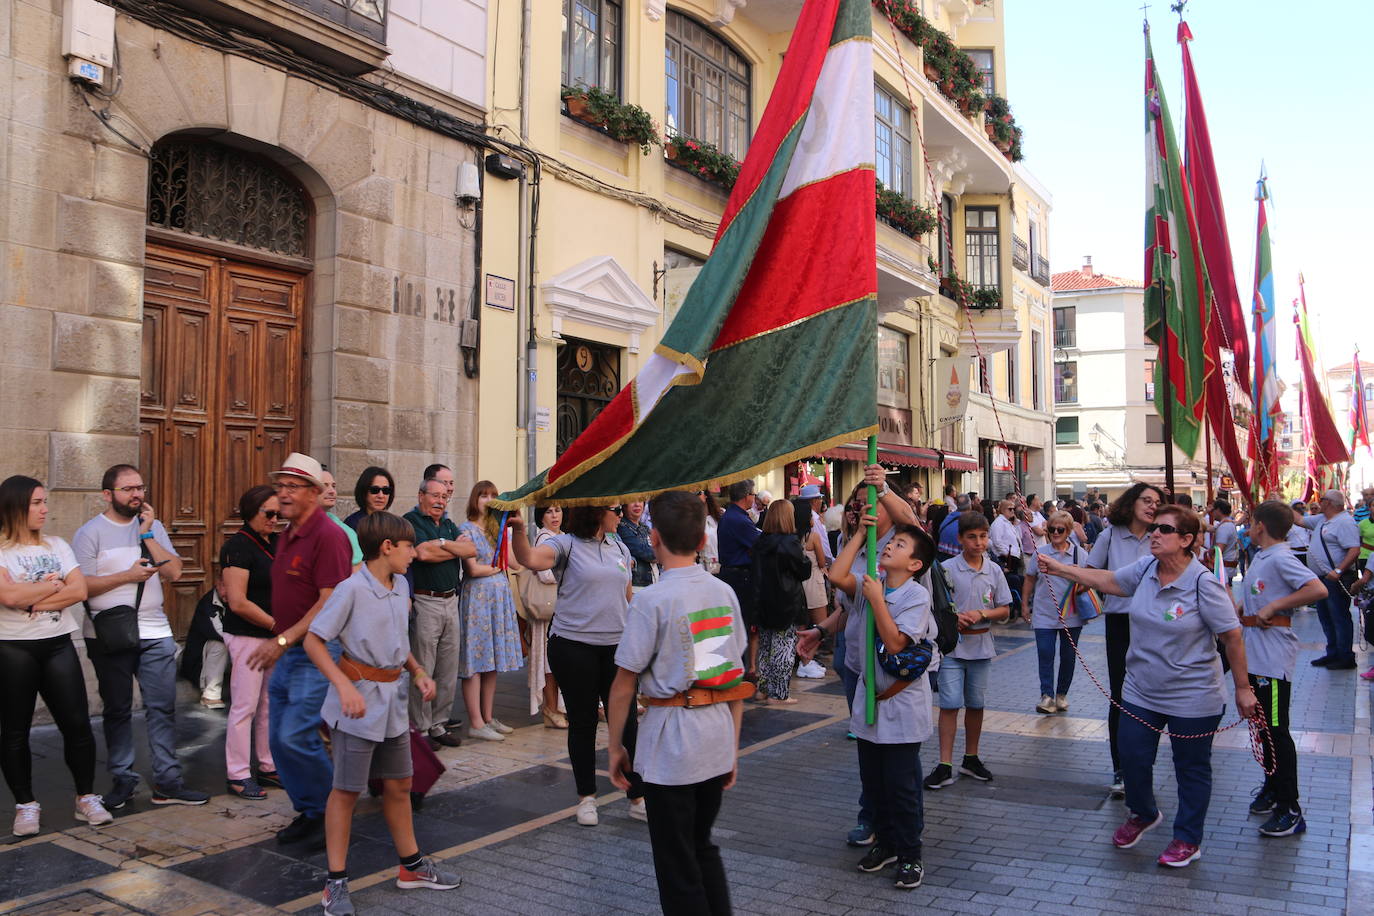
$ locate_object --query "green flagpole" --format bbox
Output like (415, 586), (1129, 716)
(864, 435), (878, 725)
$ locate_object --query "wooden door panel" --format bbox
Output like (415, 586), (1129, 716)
(227, 269), (295, 315)
(172, 310), (212, 414)
(221, 425), (258, 527)
(144, 253), (213, 304)
(141, 304), (166, 411)
(263, 324), (296, 420)
(223, 318), (257, 418)
(169, 424), (207, 525)
(263, 428), (292, 478)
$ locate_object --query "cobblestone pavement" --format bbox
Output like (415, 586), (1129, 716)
(1, 611), (1369, 915)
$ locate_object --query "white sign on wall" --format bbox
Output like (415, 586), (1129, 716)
(935, 357), (972, 430)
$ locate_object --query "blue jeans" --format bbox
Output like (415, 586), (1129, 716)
(834, 628), (875, 829)
(88, 636), (182, 789)
(268, 644), (336, 818)
(1034, 627), (1082, 697)
(1314, 577), (1355, 663)
(936, 655), (990, 709)
(856, 739), (924, 860)
(1118, 699), (1222, 845)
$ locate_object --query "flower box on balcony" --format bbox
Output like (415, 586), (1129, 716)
(664, 134), (739, 190)
(876, 182), (937, 239)
(561, 87), (660, 155)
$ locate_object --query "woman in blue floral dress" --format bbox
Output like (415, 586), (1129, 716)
(458, 480), (523, 742)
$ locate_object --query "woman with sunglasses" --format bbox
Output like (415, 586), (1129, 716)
(511, 503), (642, 826)
(1038, 505), (1256, 868)
(219, 485), (283, 799)
(1085, 482), (1165, 798)
(1021, 510), (1089, 715)
(344, 467), (396, 530)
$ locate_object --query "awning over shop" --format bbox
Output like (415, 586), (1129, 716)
(820, 443), (942, 469)
(940, 451), (979, 472)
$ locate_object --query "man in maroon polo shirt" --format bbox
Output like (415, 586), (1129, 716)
(248, 452), (351, 847)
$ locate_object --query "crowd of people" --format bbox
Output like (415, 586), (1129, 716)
(0, 456), (1368, 912)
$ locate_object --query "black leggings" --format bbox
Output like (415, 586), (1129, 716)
(1105, 613), (1131, 774)
(0, 636), (97, 802)
(546, 634), (640, 799)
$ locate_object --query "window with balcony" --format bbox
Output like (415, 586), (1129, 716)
(1054, 360), (1077, 404)
(1031, 330), (1043, 410)
(878, 326), (910, 408)
(978, 355), (991, 395)
(964, 206), (999, 290)
(966, 48), (995, 95)
(1146, 414), (1165, 443)
(874, 83), (913, 198)
(1055, 416), (1079, 445)
(562, 0), (621, 95)
(939, 193), (955, 275)
(666, 12), (751, 161)
(1144, 358), (1157, 401)
(284, 0), (385, 42)
(1053, 306), (1076, 349)
(1006, 347), (1017, 404)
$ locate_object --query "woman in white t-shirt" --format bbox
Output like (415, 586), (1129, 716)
(0, 476), (110, 837)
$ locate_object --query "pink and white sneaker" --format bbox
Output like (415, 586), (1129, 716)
(1359, 667), (1374, 681)
(1157, 838), (1201, 867)
(1111, 810), (1163, 848)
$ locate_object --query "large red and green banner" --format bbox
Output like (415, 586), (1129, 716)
(1295, 279), (1350, 468)
(496, 0), (877, 507)
(1144, 26), (1208, 459)
(1247, 175), (1282, 499)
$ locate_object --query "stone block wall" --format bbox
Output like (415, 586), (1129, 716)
(0, 2), (482, 538)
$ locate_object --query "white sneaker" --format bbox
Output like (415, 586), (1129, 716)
(576, 796), (599, 826)
(1035, 694), (1057, 714)
(487, 719), (514, 735)
(628, 798), (648, 822)
(1055, 694), (1070, 712)
(12, 802), (40, 837)
(75, 794), (113, 827)
(467, 724), (505, 742)
(796, 660), (826, 679)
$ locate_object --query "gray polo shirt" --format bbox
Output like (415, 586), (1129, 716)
(1086, 524), (1152, 615)
(547, 534), (633, 646)
(1303, 512), (1359, 575)
(1114, 556), (1239, 717)
(1213, 519), (1239, 564)
(941, 552), (1011, 660)
(849, 577), (935, 745)
(841, 527), (896, 675)
(615, 565), (746, 785)
(1029, 542), (1090, 629)
(309, 565), (411, 742)
(1241, 544), (1319, 681)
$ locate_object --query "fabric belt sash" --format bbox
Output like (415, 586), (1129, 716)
(1239, 614), (1291, 628)
(642, 682), (757, 708)
(338, 654), (404, 683)
(963, 626), (990, 635)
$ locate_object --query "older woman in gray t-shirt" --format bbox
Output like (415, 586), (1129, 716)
(1038, 504), (1257, 869)
(511, 505), (641, 827)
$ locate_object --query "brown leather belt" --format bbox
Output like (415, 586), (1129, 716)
(643, 682), (757, 708)
(964, 627), (990, 635)
(338, 654), (404, 683)
(1240, 614), (1291, 628)
(414, 588), (457, 598)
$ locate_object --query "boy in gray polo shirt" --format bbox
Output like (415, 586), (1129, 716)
(1238, 501), (1326, 838)
(609, 491), (751, 916)
(304, 512), (460, 915)
(927, 513), (1011, 790)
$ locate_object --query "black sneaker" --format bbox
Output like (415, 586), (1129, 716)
(1326, 658), (1358, 670)
(151, 784), (210, 806)
(1248, 785), (1275, 816)
(923, 764), (954, 790)
(846, 822), (875, 846)
(102, 776), (138, 811)
(1309, 656), (1332, 667)
(277, 813), (325, 845)
(893, 860), (924, 890)
(1258, 809), (1307, 837)
(959, 755), (993, 782)
(857, 845), (897, 873)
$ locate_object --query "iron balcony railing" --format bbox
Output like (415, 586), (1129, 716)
(283, 0), (386, 41)
(1032, 253), (1051, 287)
(1053, 328), (1076, 348)
(1012, 235), (1029, 271)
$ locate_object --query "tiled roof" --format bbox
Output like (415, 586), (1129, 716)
(1052, 267), (1142, 291)
(1327, 359), (1374, 373)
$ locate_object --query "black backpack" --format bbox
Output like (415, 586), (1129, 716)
(926, 559), (960, 656)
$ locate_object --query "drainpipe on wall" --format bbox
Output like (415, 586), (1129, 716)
(519, 0), (539, 501)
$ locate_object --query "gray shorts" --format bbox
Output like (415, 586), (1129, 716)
(331, 729), (412, 792)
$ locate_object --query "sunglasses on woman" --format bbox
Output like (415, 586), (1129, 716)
(1046, 525), (1067, 535)
(1146, 522), (1180, 535)
(263, 510), (279, 521)
(368, 486), (393, 495)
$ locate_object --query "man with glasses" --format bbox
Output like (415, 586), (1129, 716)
(75, 464), (209, 809)
(320, 467), (362, 572)
(248, 453), (353, 847)
(1298, 490), (1360, 670)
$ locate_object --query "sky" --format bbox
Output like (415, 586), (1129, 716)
(1003, 0), (1374, 378)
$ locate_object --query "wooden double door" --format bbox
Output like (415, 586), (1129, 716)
(139, 243), (308, 635)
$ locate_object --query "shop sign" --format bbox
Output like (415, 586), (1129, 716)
(991, 445), (1014, 472)
(935, 357), (971, 430)
(877, 406), (913, 446)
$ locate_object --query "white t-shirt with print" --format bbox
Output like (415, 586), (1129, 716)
(0, 538), (80, 640)
(73, 515), (175, 640)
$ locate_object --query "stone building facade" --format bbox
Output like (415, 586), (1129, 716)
(1, 0), (486, 631)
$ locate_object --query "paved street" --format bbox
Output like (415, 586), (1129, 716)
(1, 612), (1369, 916)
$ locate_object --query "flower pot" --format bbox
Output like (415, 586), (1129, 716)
(923, 60), (940, 81)
(564, 95), (604, 127)
(665, 142), (682, 162)
(995, 138), (1012, 153)
(985, 121), (997, 139)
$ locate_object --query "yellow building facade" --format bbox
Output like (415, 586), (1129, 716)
(477, 0), (1054, 504)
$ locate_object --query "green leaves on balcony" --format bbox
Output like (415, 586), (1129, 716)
(664, 134), (740, 190)
(876, 182), (938, 238)
(561, 86), (660, 155)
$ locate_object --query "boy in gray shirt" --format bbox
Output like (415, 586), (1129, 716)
(610, 491), (753, 916)
(304, 512), (460, 915)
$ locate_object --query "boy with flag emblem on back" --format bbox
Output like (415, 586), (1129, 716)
(1237, 501), (1327, 837)
(608, 490), (753, 916)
